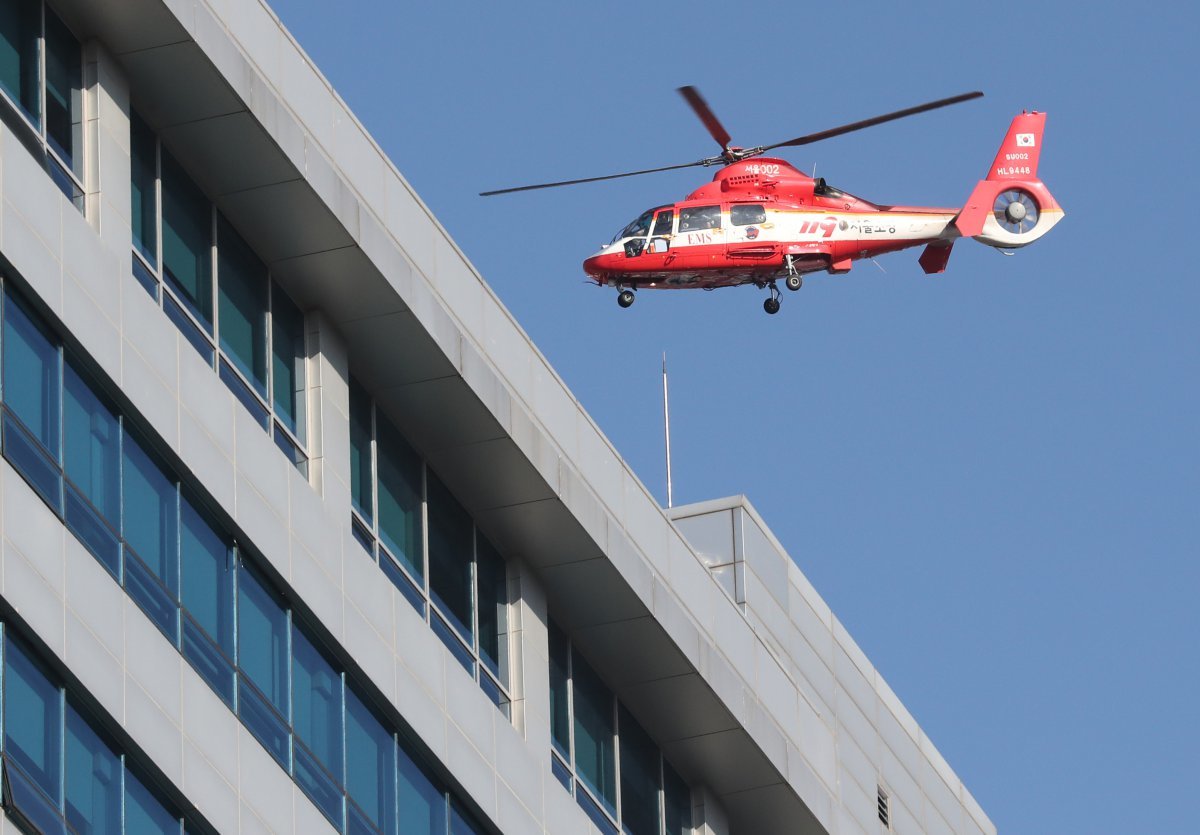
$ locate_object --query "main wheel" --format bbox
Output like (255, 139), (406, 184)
(785, 274), (803, 291)
(763, 297), (781, 315)
(617, 289), (635, 308)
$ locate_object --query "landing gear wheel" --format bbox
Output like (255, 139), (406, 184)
(617, 289), (635, 308)
(763, 297), (781, 315)
(785, 274), (803, 291)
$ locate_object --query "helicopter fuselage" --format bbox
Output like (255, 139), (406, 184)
(583, 158), (963, 290)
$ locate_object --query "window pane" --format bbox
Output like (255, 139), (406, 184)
(63, 363), (119, 524)
(294, 741), (342, 827)
(3, 289), (61, 455)
(427, 472), (472, 640)
(122, 429), (179, 595)
(663, 760), (691, 835)
(43, 8), (82, 177)
(376, 415), (421, 580)
(292, 626), (343, 781)
(236, 563), (288, 715)
(348, 377), (372, 524)
(0, 0), (39, 122)
(179, 494), (233, 655)
(450, 801), (483, 835)
(65, 704), (120, 834)
(548, 620), (570, 757)
(618, 706), (660, 835)
(346, 688), (395, 834)
(161, 150), (212, 328)
(237, 677), (289, 767)
(398, 744), (446, 834)
(730, 203), (767, 226)
(4, 638), (62, 805)
(124, 768), (180, 835)
(271, 284), (305, 438)
(131, 112), (158, 266)
(678, 205), (722, 232)
(572, 652), (616, 811)
(217, 216), (268, 397)
(475, 535), (507, 683)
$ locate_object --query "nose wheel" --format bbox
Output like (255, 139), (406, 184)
(617, 289), (635, 308)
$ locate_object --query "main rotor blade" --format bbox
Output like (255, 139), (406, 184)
(479, 160), (709, 197)
(678, 85), (732, 151)
(760, 91), (983, 152)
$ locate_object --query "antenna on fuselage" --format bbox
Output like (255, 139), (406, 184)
(663, 352), (674, 509)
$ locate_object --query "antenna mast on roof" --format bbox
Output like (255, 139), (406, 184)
(663, 352), (673, 508)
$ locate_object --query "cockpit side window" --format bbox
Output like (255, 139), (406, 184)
(611, 209), (657, 244)
(730, 204), (766, 226)
(678, 205), (721, 232)
(652, 210), (674, 236)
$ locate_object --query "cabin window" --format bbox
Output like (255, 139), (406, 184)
(730, 204), (766, 226)
(678, 205), (721, 232)
(611, 209), (657, 244)
(652, 210), (674, 236)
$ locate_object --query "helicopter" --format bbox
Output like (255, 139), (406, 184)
(481, 88), (1063, 314)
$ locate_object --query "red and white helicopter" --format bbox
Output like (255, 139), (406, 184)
(482, 88), (1063, 314)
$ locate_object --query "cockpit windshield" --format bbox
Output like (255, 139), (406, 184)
(610, 208), (657, 244)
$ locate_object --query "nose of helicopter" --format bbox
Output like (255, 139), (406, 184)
(583, 253), (614, 278)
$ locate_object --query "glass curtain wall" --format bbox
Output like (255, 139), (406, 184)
(1, 628), (193, 833)
(348, 376), (511, 716)
(0, 277), (491, 835)
(128, 110), (308, 476)
(0, 0), (83, 208)
(548, 619), (692, 835)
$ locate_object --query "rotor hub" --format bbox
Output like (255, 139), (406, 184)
(1005, 202), (1027, 222)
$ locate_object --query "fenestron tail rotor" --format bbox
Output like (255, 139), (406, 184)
(993, 189), (1040, 234)
(480, 88), (984, 197)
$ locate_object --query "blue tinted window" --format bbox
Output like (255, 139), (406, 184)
(4, 638), (62, 805)
(122, 430), (179, 595)
(476, 534), (507, 681)
(427, 472), (473, 640)
(124, 768), (180, 835)
(63, 363), (119, 524)
(618, 706), (660, 835)
(398, 744), (446, 834)
(0, 0), (40, 122)
(349, 378), (373, 525)
(43, 7), (81, 177)
(292, 626), (343, 781)
(572, 652), (616, 812)
(3, 289), (61, 455)
(450, 801), (483, 835)
(161, 151), (212, 328)
(217, 216), (268, 397)
(663, 760), (691, 835)
(65, 704), (120, 833)
(376, 415), (422, 579)
(271, 284), (305, 438)
(346, 688), (395, 834)
(131, 111), (158, 266)
(236, 564), (289, 716)
(549, 621), (570, 757)
(179, 495), (233, 655)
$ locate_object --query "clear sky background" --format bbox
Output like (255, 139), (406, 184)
(267, 2), (1196, 832)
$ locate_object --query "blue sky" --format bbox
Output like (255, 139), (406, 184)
(268, 2), (1197, 832)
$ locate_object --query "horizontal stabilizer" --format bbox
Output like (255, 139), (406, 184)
(919, 242), (953, 274)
